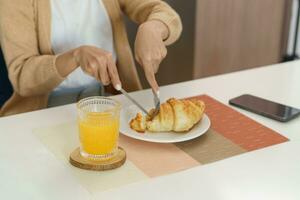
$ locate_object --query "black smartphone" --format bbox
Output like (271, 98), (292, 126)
(229, 94), (300, 122)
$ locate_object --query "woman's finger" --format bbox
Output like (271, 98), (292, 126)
(154, 53), (163, 74)
(87, 58), (101, 82)
(106, 55), (122, 89)
(87, 59), (99, 79)
(98, 59), (111, 85)
(80, 56), (93, 76)
(144, 63), (159, 93)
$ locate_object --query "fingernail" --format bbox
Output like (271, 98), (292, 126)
(115, 84), (121, 91)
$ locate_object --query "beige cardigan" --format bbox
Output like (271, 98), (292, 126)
(0, 0), (182, 116)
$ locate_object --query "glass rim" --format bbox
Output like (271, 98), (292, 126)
(77, 96), (121, 112)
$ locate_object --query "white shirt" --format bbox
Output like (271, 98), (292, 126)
(51, 0), (116, 93)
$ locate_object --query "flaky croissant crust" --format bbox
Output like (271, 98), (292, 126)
(130, 98), (205, 133)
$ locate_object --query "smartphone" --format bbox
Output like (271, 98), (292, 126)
(229, 94), (300, 122)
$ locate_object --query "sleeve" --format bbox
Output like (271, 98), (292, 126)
(0, 0), (64, 97)
(119, 0), (183, 45)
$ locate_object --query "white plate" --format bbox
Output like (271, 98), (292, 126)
(120, 105), (211, 143)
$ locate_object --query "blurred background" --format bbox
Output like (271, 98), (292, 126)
(125, 0), (299, 89)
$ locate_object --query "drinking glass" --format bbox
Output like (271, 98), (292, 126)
(77, 97), (121, 160)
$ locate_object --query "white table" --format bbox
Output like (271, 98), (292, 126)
(1, 61), (300, 200)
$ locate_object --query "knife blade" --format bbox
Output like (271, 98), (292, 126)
(119, 88), (149, 115)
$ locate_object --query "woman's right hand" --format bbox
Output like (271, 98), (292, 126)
(72, 46), (121, 89)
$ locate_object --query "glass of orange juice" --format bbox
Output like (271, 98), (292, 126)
(77, 97), (121, 160)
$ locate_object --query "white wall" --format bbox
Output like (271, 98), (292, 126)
(287, 0), (300, 55)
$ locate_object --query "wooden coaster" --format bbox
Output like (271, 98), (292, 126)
(69, 147), (126, 171)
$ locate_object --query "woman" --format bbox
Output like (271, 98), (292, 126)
(0, 0), (182, 116)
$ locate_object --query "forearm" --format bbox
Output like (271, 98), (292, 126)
(120, 0), (182, 45)
(55, 48), (79, 77)
(14, 49), (79, 97)
(6, 55), (65, 97)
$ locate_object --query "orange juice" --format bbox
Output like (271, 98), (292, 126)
(79, 112), (119, 155)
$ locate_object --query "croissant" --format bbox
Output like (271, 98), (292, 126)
(130, 98), (205, 133)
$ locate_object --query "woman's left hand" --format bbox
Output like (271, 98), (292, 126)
(134, 20), (169, 93)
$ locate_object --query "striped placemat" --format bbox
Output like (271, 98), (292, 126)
(118, 95), (289, 177)
(33, 95), (289, 193)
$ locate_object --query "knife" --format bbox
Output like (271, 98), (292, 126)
(116, 85), (148, 115)
(150, 90), (160, 119)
